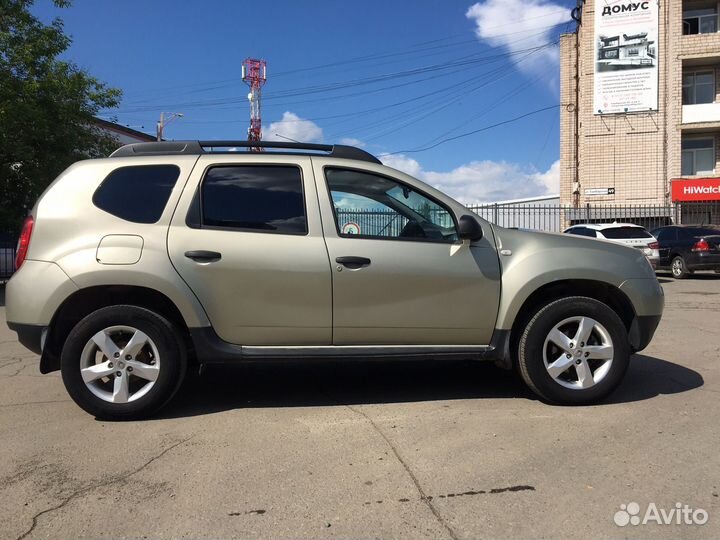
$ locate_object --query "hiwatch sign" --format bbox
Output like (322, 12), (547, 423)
(594, 0), (659, 114)
(672, 178), (720, 202)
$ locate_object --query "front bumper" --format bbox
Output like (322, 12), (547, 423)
(628, 315), (661, 352)
(619, 278), (664, 352)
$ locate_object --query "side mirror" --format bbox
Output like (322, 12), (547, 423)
(458, 215), (483, 241)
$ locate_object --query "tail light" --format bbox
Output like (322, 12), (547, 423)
(692, 239), (710, 252)
(15, 216), (34, 270)
(648, 241), (659, 250)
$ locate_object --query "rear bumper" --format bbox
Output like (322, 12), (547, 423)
(687, 252), (720, 271)
(7, 322), (45, 355)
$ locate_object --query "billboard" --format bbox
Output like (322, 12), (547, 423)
(594, 1), (658, 114)
(672, 178), (720, 202)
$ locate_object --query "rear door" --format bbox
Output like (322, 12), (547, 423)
(167, 155), (332, 345)
(654, 227), (677, 265)
(312, 162), (501, 346)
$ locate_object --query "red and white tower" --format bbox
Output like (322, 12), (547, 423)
(241, 58), (267, 151)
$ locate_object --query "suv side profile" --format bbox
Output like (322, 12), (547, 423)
(6, 141), (664, 419)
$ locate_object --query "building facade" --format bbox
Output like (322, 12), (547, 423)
(560, 0), (720, 224)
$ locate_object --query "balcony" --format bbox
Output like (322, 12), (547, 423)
(683, 103), (720, 124)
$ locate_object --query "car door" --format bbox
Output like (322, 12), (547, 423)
(654, 227), (678, 266)
(167, 155), (332, 345)
(312, 161), (501, 346)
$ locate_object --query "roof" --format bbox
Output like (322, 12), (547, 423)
(566, 222), (645, 230)
(109, 140), (381, 164)
(93, 117), (155, 143)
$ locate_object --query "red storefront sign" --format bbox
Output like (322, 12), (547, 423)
(671, 178), (720, 202)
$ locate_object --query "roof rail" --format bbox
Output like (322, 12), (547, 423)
(109, 140), (381, 164)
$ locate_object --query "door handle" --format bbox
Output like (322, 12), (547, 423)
(184, 250), (222, 262)
(336, 256), (371, 269)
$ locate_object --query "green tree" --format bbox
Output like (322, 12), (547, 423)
(0, 0), (122, 234)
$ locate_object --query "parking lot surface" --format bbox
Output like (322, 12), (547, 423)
(0, 275), (718, 540)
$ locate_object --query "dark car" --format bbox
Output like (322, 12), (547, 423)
(650, 225), (720, 278)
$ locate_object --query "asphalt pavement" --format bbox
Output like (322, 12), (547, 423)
(0, 274), (718, 539)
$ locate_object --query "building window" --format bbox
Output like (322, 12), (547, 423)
(683, 71), (715, 104)
(683, 7), (718, 35)
(681, 138), (715, 175)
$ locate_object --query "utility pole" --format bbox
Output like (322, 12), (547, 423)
(242, 58), (267, 151)
(156, 112), (184, 141)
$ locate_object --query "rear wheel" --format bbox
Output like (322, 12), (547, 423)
(517, 296), (630, 405)
(671, 256), (691, 279)
(61, 305), (186, 420)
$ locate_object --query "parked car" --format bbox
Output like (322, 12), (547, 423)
(564, 223), (660, 268)
(650, 224), (720, 278)
(5, 141), (663, 419)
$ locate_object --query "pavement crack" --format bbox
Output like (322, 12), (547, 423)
(0, 399), (71, 408)
(15, 436), (193, 540)
(347, 405), (459, 540)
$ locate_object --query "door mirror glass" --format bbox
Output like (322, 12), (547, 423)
(458, 215), (483, 241)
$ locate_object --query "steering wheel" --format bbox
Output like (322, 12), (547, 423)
(399, 220), (427, 239)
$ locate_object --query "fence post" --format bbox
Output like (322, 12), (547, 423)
(585, 203), (591, 224)
(493, 203), (498, 225)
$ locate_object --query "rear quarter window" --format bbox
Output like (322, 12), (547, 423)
(93, 165), (180, 223)
(601, 227), (652, 239)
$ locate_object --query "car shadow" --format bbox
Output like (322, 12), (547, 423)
(657, 273), (720, 282)
(152, 354), (704, 420)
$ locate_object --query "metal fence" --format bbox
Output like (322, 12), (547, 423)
(0, 239), (15, 281)
(338, 201), (720, 236)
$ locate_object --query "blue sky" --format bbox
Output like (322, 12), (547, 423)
(33, 0), (575, 203)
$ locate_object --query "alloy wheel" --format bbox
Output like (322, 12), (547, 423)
(79, 325), (161, 403)
(542, 316), (614, 390)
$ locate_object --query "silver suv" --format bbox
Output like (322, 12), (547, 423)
(6, 141), (664, 419)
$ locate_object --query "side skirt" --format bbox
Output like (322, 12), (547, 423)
(189, 327), (510, 364)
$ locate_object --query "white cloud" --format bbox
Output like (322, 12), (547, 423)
(339, 137), (366, 148)
(265, 111), (323, 143)
(380, 153), (559, 204)
(466, 0), (570, 79)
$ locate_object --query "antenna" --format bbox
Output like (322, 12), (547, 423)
(241, 58), (267, 152)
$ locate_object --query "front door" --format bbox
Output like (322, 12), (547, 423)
(313, 163), (501, 345)
(168, 155), (332, 345)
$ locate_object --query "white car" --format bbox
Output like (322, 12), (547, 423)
(564, 223), (660, 268)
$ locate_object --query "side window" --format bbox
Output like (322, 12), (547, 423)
(568, 227), (596, 237)
(93, 165), (180, 223)
(325, 168), (458, 243)
(655, 228), (676, 242)
(198, 165), (306, 235)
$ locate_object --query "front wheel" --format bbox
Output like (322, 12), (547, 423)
(517, 296), (630, 405)
(61, 305), (187, 420)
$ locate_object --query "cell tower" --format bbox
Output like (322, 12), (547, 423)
(241, 58), (267, 151)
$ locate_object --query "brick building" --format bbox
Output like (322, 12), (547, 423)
(560, 0), (720, 225)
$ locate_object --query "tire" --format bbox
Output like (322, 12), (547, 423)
(61, 305), (187, 420)
(517, 296), (630, 405)
(671, 255), (691, 279)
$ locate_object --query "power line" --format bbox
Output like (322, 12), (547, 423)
(385, 104), (561, 155)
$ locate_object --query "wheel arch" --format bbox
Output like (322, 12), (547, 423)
(506, 279), (636, 368)
(41, 285), (195, 374)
